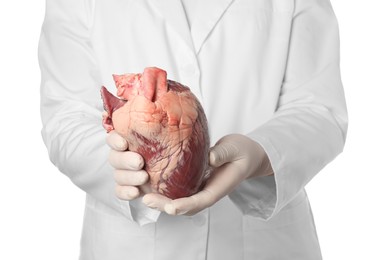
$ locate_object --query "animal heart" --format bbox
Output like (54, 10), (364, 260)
(101, 67), (210, 199)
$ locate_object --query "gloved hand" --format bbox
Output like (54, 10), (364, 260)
(106, 130), (151, 200)
(142, 134), (274, 215)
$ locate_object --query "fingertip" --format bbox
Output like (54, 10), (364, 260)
(209, 149), (218, 167)
(164, 204), (177, 215)
(209, 147), (224, 167)
(107, 131), (128, 151)
(143, 193), (172, 212)
(128, 152), (144, 170)
(109, 150), (145, 170)
(142, 194), (159, 209)
(128, 188), (140, 199)
(142, 193), (161, 207)
(138, 170), (149, 184)
(115, 185), (139, 200)
(142, 194), (152, 206)
(209, 141), (239, 168)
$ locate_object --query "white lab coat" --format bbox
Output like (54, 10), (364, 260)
(38, 0), (348, 259)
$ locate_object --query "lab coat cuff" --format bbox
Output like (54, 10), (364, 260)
(120, 197), (161, 226)
(229, 175), (277, 220)
(229, 133), (281, 220)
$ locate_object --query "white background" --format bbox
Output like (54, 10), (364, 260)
(0, 0), (389, 259)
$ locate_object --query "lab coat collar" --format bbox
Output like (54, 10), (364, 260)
(149, 0), (194, 52)
(149, 0), (235, 54)
(191, 0), (235, 53)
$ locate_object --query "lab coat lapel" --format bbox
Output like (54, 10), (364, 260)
(191, 0), (235, 54)
(148, 0), (194, 52)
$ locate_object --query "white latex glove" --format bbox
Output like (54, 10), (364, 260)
(143, 134), (274, 215)
(106, 131), (151, 200)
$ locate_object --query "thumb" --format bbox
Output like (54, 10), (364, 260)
(106, 130), (128, 151)
(209, 140), (240, 168)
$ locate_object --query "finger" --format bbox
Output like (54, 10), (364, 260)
(115, 185), (140, 200)
(106, 130), (128, 151)
(204, 164), (244, 199)
(167, 164), (244, 216)
(143, 193), (172, 212)
(209, 141), (239, 167)
(164, 189), (216, 216)
(109, 150), (144, 170)
(114, 169), (149, 186)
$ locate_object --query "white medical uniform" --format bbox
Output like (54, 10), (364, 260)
(38, 0), (348, 259)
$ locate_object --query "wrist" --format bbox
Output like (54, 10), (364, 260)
(249, 139), (274, 178)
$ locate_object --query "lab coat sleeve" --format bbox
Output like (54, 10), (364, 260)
(38, 0), (160, 225)
(229, 0), (348, 219)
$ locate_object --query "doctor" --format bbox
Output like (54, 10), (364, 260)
(39, 0), (347, 259)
